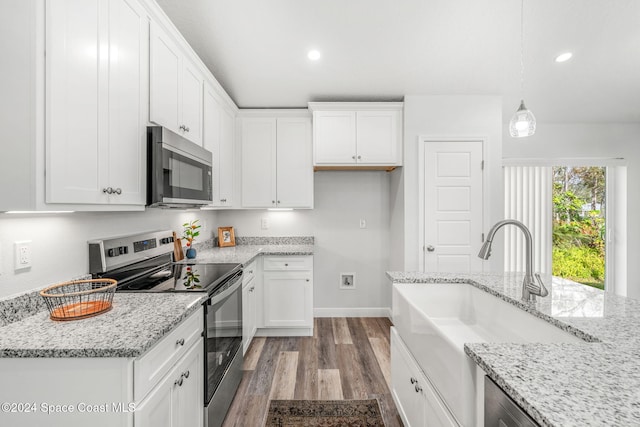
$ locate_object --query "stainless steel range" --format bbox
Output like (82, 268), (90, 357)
(88, 230), (243, 427)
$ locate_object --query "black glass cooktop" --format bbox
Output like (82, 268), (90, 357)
(101, 254), (241, 293)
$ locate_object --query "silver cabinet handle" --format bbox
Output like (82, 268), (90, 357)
(183, 370), (190, 379)
(114, 188), (122, 195)
(103, 187), (113, 194)
(277, 200), (280, 204)
(174, 377), (183, 387)
(220, 199), (227, 203)
(426, 245), (435, 252)
(306, 279), (310, 282)
(357, 155), (362, 160)
(272, 200), (276, 204)
(185, 126), (190, 133)
(410, 377), (417, 384)
(352, 155), (356, 160)
(415, 384), (422, 393)
(176, 338), (185, 346)
(179, 125), (186, 131)
(249, 286), (255, 292)
(284, 263), (289, 267)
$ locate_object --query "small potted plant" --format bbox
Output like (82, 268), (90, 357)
(183, 219), (201, 259)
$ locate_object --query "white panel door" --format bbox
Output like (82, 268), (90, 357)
(180, 61), (203, 145)
(356, 110), (398, 164)
(107, 0), (146, 205)
(424, 140), (484, 272)
(149, 21), (180, 133)
(276, 117), (313, 208)
(241, 118), (277, 208)
(46, 0), (106, 204)
(313, 111), (356, 164)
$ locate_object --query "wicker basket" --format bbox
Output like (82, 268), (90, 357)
(39, 279), (117, 321)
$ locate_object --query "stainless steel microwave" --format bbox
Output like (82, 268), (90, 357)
(147, 126), (213, 208)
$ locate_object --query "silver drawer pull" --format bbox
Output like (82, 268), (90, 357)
(174, 377), (183, 387)
(103, 187), (113, 194)
(176, 338), (185, 346)
(410, 377), (417, 384)
(183, 370), (190, 379)
(415, 384), (422, 393)
(284, 263), (289, 267)
(114, 188), (122, 195)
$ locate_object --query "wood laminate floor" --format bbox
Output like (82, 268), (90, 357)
(221, 317), (403, 426)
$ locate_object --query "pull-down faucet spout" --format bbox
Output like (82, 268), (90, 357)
(478, 219), (549, 302)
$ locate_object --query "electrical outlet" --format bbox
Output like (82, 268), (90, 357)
(14, 240), (32, 270)
(261, 218), (269, 230)
(359, 219), (366, 229)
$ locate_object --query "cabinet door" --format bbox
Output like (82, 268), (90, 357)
(46, 0), (107, 204)
(242, 278), (256, 354)
(355, 110), (398, 164)
(241, 118), (277, 208)
(150, 21), (181, 134)
(391, 331), (422, 426)
(173, 341), (204, 427)
(181, 61), (203, 145)
(276, 118), (313, 208)
(218, 106), (235, 206)
(134, 369), (173, 427)
(313, 111), (356, 164)
(263, 271), (312, 328)
(203, 86), (221, 205)
(107, 0), (146, 205)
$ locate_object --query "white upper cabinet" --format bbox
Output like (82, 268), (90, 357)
(150, 21), (204, 146)
(203, 84), (236, 207)
(241, 112), (313, 209)
(46, 0), (147, 206)
(309, 102), (403, 168)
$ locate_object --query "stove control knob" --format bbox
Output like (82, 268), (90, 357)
(107, 248), (118, 257)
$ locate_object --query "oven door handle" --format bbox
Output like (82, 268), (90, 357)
(209, 276), (242, 306)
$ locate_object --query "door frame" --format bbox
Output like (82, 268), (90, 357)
(418, 136), (489, 272)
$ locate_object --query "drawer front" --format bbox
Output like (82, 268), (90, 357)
(134, 308), (203, 401)
(263, 255), (312, 271)
(243, 259), (257, 285)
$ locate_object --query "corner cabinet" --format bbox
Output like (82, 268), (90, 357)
(240, 111), (314, 209)
(308, 102), (403, 169)
(45, 0), (147, 206)
(150, 21), (203, 146)
(203, 84), (236, 208)
(262, 256), (313, 329)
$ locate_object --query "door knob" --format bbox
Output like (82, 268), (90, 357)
(426, 245), (435, 252)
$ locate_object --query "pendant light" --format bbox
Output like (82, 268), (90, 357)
(509, 0), (536, 138)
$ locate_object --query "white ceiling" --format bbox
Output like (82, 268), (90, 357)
(155, 0), (640, 123)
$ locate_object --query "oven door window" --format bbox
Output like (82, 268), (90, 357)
(162, 148), (212, 201)
(205, 280), (242, 403)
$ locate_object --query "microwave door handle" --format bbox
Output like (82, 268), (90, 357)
(209, 277), (242, 306)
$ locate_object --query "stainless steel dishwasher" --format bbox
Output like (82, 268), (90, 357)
(485, 376), (539, 427)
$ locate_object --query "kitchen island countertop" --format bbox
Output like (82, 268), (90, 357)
(387, 271), (640, 427)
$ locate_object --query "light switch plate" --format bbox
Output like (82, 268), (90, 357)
(261, 218), (269, 230)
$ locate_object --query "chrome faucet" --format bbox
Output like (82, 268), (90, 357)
(478, 219), (549, 302)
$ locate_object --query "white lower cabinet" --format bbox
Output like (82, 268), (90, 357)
(242, 259), (259, 353)
(135, 339), (203, 427)
(262, 256), (313, 329)
(391, 327), (459, 427)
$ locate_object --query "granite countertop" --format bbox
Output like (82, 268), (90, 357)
(386, 271), (640, 426)
(184, 244), (314, 265)
(0, 293), (206, 358)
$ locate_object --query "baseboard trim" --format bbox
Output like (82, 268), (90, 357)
(313, 307), (392, 319)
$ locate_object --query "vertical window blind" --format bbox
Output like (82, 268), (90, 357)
(503, 166), (552, 274)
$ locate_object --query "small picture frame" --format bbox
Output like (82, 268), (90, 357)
(217, 226), (236, 247)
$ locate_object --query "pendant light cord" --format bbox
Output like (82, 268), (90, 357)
(520, 0), (525, 99)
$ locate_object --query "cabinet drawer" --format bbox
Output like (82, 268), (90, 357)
(243, 259), (257, 285)
(263, 256), (312, 271)
(134, 308), (203, 401)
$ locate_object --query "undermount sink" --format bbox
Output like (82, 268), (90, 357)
(392, 282), (583, 427)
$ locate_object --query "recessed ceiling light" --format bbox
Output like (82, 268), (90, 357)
(307, 50), (321, 61)
(555, 52), (573, 63)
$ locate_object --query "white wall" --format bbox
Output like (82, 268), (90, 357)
(0, 210), (218, 297)
(394, 95), (504, 272)
(216, 171), (392, 314)
(503, 122), (640, 298)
